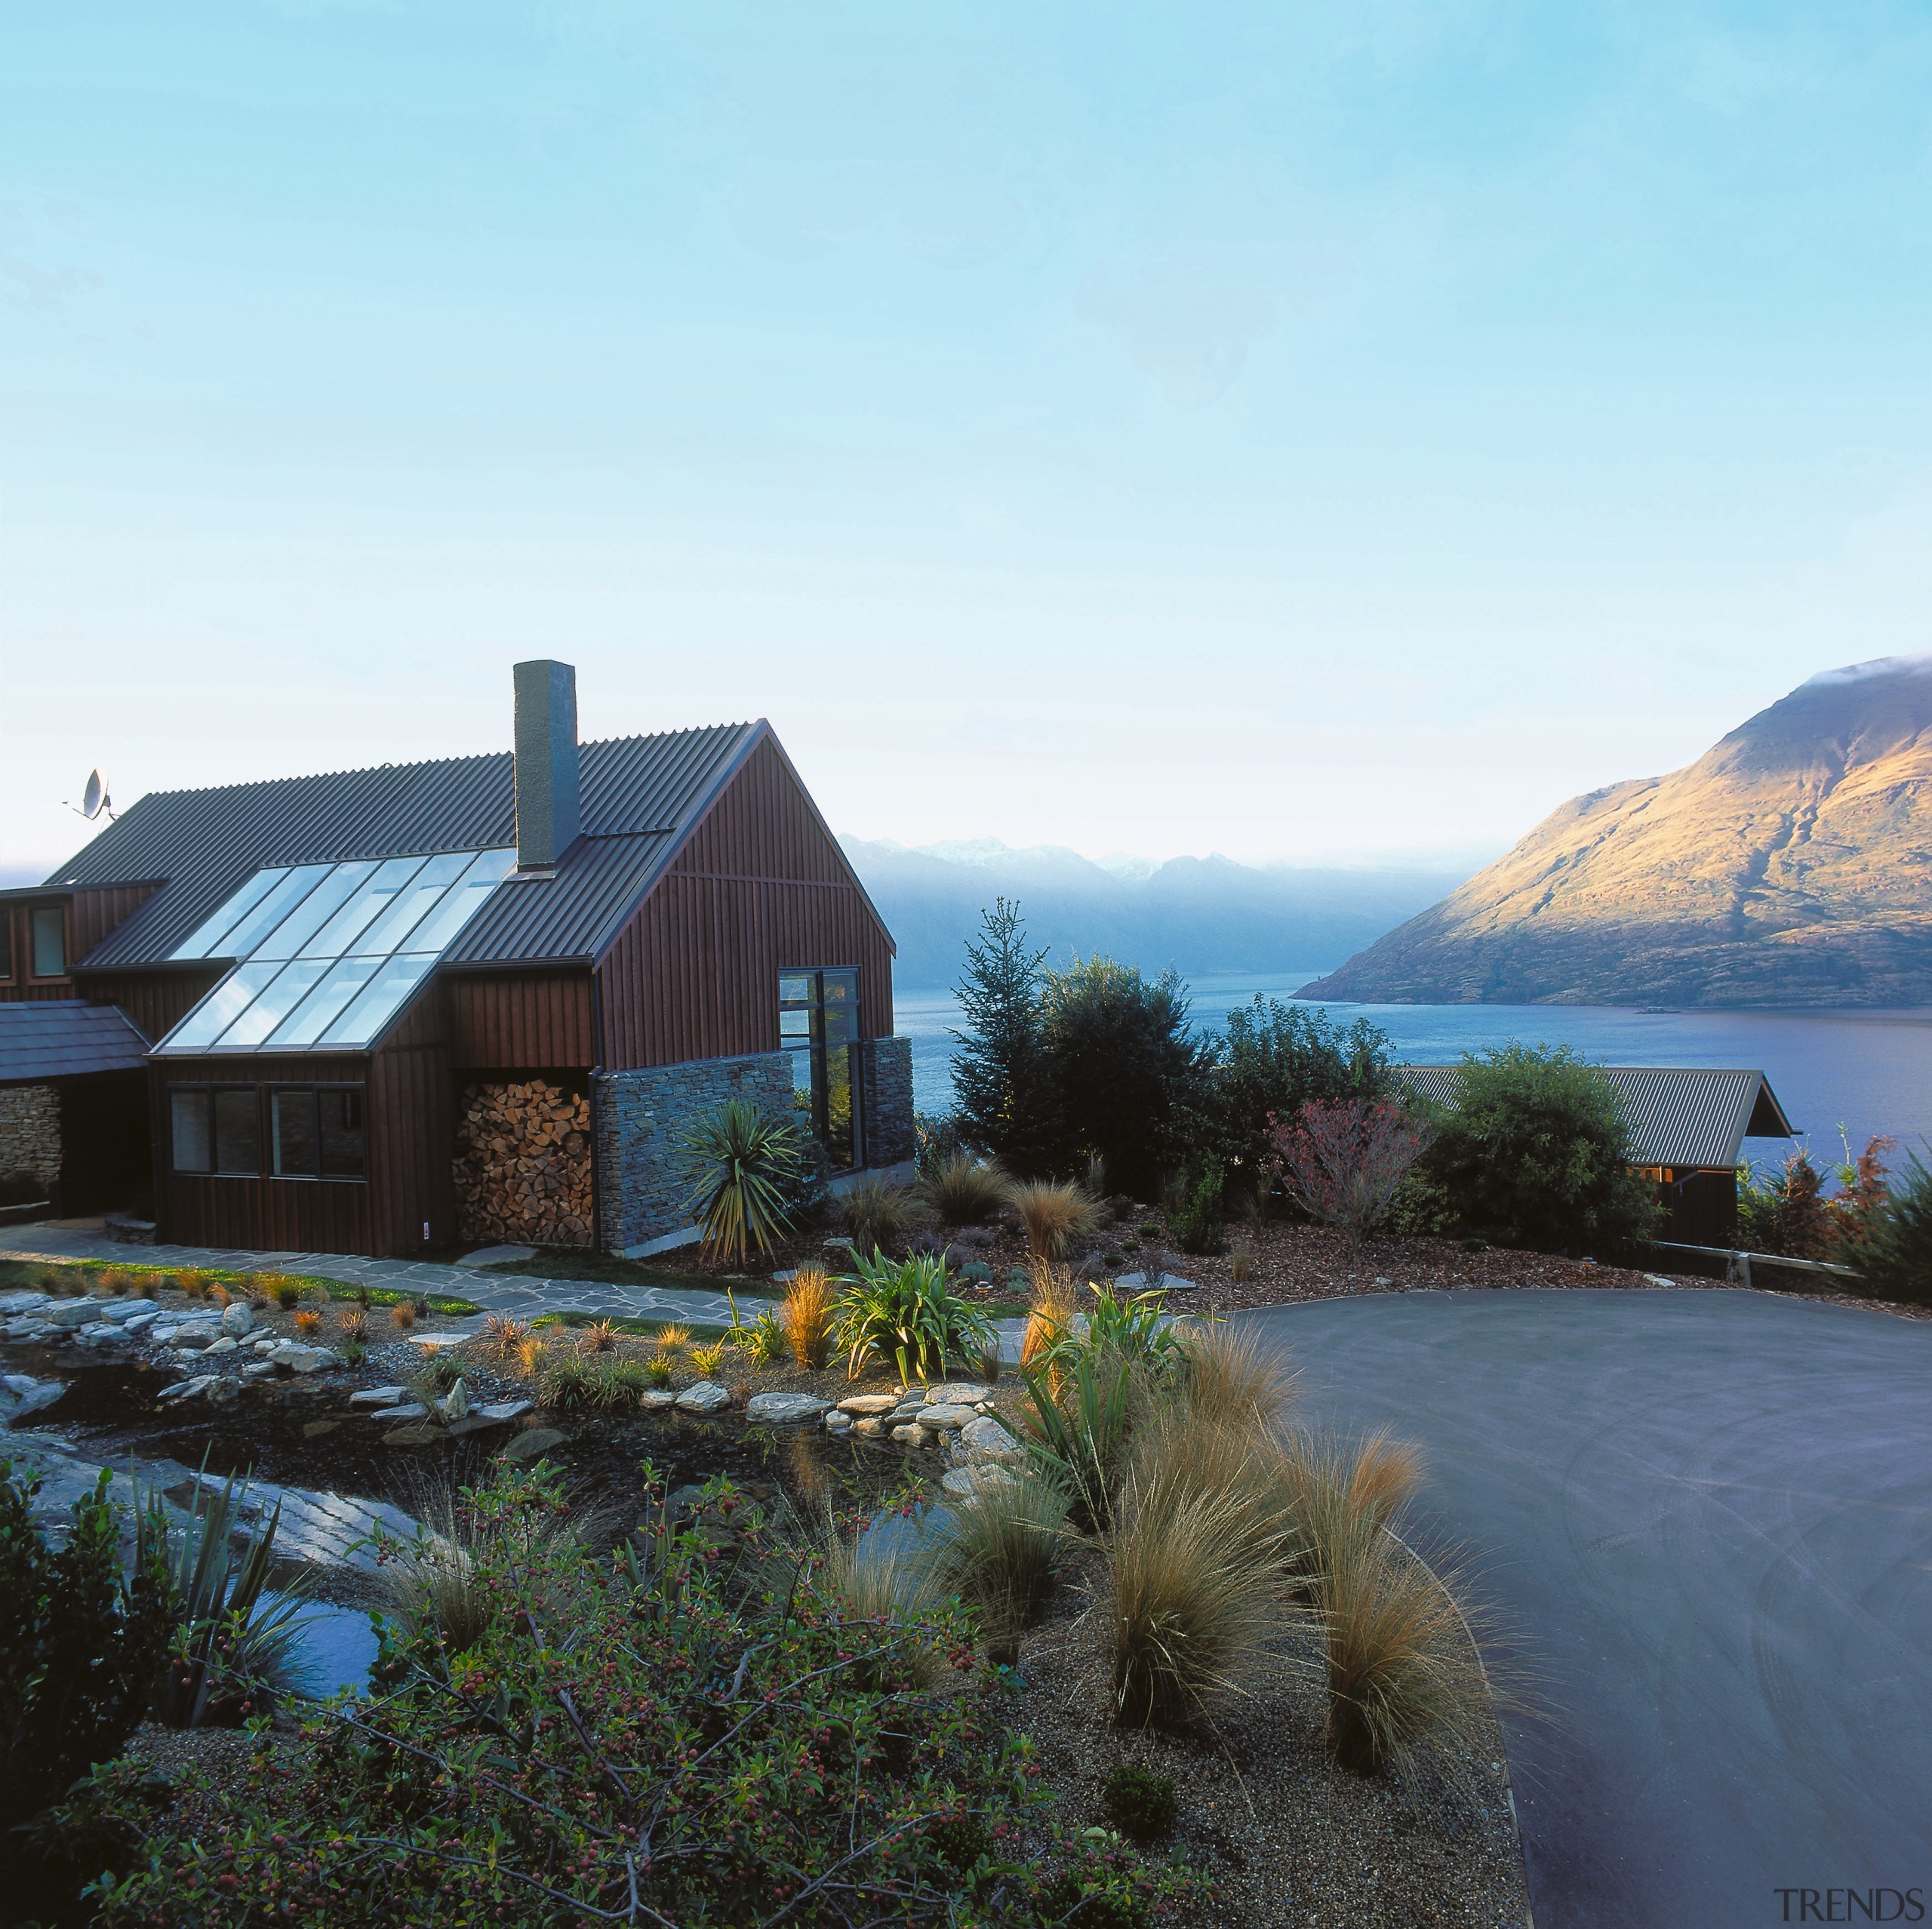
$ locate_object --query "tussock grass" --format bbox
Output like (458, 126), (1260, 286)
(1229, 1244), (1255, 1284)
(837, 1176), (930, 1258)
(814, 1534), (947, 1688)
(1172, 1321), (1298, 1433)
(1008, 1179), (1099, 1260)
(580, 1318), (620, 1354)
(645, 1350), (675, 1388)
(1317, 1518), (1490, 1781)
(1019, 1258), (1078, 1379)
(688, 1340), (728, 1377)
(389, 1300), (417, 1331)
(484, 1313), (530, 1358)
(918, 1152), (1012, 1229)
(292, 1308), (321, 1338)
(337, 1306), (369, 1344)
(934, 1466), (1069, 1662)
(655, 1322), (692, 1353)
(782, 1267), (835, 1370)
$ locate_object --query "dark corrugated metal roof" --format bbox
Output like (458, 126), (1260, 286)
(52, 725), (757, 971)
(443, 832), (677, 966)
(0, 1001), (151, 1082)
(1395, 1064), (1795, 1171)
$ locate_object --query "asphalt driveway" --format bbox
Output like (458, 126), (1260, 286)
(1239, 1288), (1932, 1929)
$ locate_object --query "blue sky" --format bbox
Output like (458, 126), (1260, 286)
(5, 2), (1930, 880)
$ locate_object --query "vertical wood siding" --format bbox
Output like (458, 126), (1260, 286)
(74, 969), (226, 1045)
(72, 884), (161, 961)
(596, 737), (896, 1069)
(445, 971), (594, 1070)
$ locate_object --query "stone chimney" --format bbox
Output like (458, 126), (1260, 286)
(512, 660), (581, 872)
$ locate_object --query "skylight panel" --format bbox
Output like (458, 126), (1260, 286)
(152, 848), (513, 1057)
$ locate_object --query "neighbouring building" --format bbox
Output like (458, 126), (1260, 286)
(0, 661), (915, 1257)
(1398, 1063), (1795, 1248)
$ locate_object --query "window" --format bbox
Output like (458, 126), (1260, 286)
(0, 912), (12, 980)
(169, 1086), (263, 1176)
(30, 906), (65, 978)
(158, 848), (514, 1056)
(271, 1085), (365, 1180)
(779, 968), (863, 1170)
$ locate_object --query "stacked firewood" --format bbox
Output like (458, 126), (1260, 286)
(452, 1079), (593, 1247)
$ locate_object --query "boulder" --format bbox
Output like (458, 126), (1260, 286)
(0, 1292), (51, 1316)
(912, 1403), (974, 1431)
(475, 1399), (532, 1423)
(240, 1361), (277, 1382)
(837, 1394), (901, 1416)
(960, 1414), (1023, 1463)
(637, 1389), (678, 1411)
(123, 1312), (158, 1334)
(349, 1386), (408, 1408)
(0, 1378), (66, 1425)
(5, 1318), (51, 1342)
(438, 1379), (472, 1423)
(923, 1383), (992, 1407)
(891, 1423), (931, 1448)
(272, 1343), (339, 1375)
(207, 1376), (241, 1406)
(941, 1463), (1017, 1500)
(202, 1337), (238, 1357)
(157, 1374), (217, 1405)
(103, 1298), (159, 1324)
(171, 1327), (220, 1351)
(371, 1404), (429, 1422)
(501, 1426), (568, 1463)
(746, 1392), (829, 1425)
(220, 1301), (255, 1337)
(853, 1417), (887, 1438)
(823, 1410), (854, 1434)
(44, 1301), (97, 1331)
(675, 1381), (731, 1415)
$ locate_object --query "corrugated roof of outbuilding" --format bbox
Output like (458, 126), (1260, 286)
(1395, 1063), (1795, 1171)
(0, 1001), (151, 1083)
(48, 724), (758, 971)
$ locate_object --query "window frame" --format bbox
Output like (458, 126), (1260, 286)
(0, 909), (13, 982)
(268, 1082), (368, 1183)
(28, 904), (66, 980)
(167, 1083), (266, 1178)
(778, 967), (864, 1171)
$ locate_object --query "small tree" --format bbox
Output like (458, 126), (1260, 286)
(1849, 1147), (1932, 1306)
(950, 898), (1057, 1174)
(678, 1099), (801, 1263)
(1269, 1100), (1432, 1245)
(1402, 1044), (1662, 1254)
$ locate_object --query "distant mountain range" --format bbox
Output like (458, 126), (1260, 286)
(841, 837), (1474, 989)
(1300, 656), (1932, 1008)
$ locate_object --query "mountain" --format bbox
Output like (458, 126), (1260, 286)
(1298, 656), (1932, 1008)
(841, 838), (1472, 988)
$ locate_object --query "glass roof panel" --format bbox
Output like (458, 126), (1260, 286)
(316, 954), (436, 1050)
(251, 862), (377, 961)
(354, 851), (473, 955)
(170, 868), (288, 961)
(152, 848), (512, 1057)
(298, 855), (427, 959)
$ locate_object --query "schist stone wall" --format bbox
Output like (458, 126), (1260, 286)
(0, 1084), (61, 1193)
(595, 1038), (918, 1254)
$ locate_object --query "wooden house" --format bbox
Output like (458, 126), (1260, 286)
(0, 662), (913, 1258)
(1397, 1063), (1795, 1247)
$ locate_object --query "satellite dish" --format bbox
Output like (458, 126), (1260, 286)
(63, 768), (115, 823)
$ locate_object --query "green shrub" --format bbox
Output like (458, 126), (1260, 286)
(919, 1150), (1013, 1227)
(1168, 1161), (1226, 1255)
(1395, 1043), (1663, 1254)
(678, 1098), (802, 1263)
(1017, 1348), (1134, 1534)
(1102, 1762), (1179, 1841)
(950, 897), (1059, 1176)
(833, 1251), (995, 1383)
(81, 1462), (1210, 1928)
(1, 1461), (174, 1831)
(1849, 1147), (1932, 1305)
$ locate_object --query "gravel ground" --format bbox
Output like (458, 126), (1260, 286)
(1008, 1548), (1531, 1929)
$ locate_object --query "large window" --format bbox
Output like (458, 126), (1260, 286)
(271, 1086), (366, 1179)
(29, 906), (65, 979)
(169, 1086), (263, 1176)
(779, 968), (862, 1171)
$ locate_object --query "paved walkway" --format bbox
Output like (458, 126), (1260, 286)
(1241, 1288), (1932, 1929)
(0, 1224), (746, 1328)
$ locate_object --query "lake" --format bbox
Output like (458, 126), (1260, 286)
(895, 972), (1932, 1177)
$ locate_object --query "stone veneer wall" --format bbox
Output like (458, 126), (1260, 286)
(595, 1051), (798, 1254)
(0, 1084), (61, 1193)
(595, 1035), (919, 1253)
(857, 1035), (915, 1168)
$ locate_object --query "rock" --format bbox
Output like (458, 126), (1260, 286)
(349, 1386), (409, 1408)
(746, 1392), (829, 1425)
(240, 1361), (277, 1382)
(823, 1410), (854, 1432)
(203, 1337), (238, 1357)
(44, 1301), (97, 1330)
(1373, 1276), (1394, 1288)
(123, 1312), (158, 1334)
(501, 1426), (568, 1463)
(675, 1380), (731, 1415)
(923, 1383), (992, 1407)
(78, 1321), (120, 1340)
(913, 1403), (974, 1431)
(960, 1414), (1023, 1463)
(272, 1344), (338, 1375)
(220, 1301), (255, 1337)
(103, 1298), (159, 1324)
(853, 1417), (886, 1438)
(891, 1423), (931, 1448)
(171, 1326), (220, 1351)
(438, 1379), (472, 1422)
(158, 1374), (217, 1405)
(3, 1375), (36, 1395)
(1644, 1274), (1677, 1289)
(837, 1394), (901, 1416)
(942, 1463), (1017, 1500)
(475, 1399), (532, 1423)
(0, 1292), (51, 1315)
(202, 1376), (241, 1406)
(637, 1389), (678, 1411)
(405, 1332), (468, 1352)
(1, 1379), (66, 1425)
(253, 1338), (278, 1355)
(372, 1404), (429, 1423)
(5, 1318), (51, 1341)
(381, 1423), (444, 1447)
